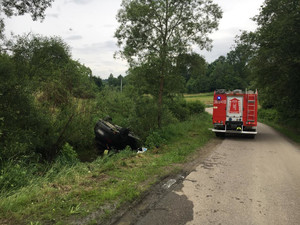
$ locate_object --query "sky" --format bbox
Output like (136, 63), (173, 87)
(4, 0), (265, 79)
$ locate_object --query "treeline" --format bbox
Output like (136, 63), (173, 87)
(176, 51), (251, 93)
(106, 50), (251, 95)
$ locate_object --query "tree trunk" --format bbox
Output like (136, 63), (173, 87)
(157, 0), (169, 128)
(157, 76), (164, 128)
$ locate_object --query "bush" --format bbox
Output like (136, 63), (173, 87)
(145, 130), (167, 148)
(0, 53), (55, 161)
(95, 89), (162, 141)
(166, 97), (189, 121)
(258, 108), (300, 143)
(55, 143), (79, 166)
(129, 97), (158, 139)
(55, 101), (98, 159)
(45, 143), (79, 180)
(258, 108), (279, 122)
(95, 87), (136, 128)
(186, 100), (205, 114)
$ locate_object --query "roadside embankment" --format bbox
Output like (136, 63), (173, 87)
(0, 113), (214, 225)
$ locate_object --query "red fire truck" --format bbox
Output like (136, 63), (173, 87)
(212, 89), (258, 138)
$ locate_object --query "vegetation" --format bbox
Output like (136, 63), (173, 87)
(0, 34), (99, 162)
(251, 0), (300, 121)
(0, 31), (207, 183)
(258, 108), (300, 143)
(0, 30), (209, 223)
(0, 113), (213, 224)
(181, 0), (300, 138)
(232, 0), (300, 139)
(115, 0), (222, 127)
(174, 36), (255, 94)
(0, 0), (299, 223)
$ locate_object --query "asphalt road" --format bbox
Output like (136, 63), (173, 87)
(113, 120), (300, 225)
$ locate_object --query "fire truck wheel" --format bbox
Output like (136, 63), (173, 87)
(247, 134), (256, 139)
(215, 132), (225, 138)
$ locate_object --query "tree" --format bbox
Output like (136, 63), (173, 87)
(127, 58), (185, 98)
(107, 74), (120, 88)
(91, 76), (103, 90)
(0, 0), (54, 41)
(205, 32), (258, 92)
(208, 57), (236, 90)
(10, 34), (91, 105)
(176, 53), (208, 93)
(115, 0), (222, 127)
(226, 31), (257, 89)
(0, 52), (53, 161)
(252, 0), (300, 118)
(0, 34), (98, 161)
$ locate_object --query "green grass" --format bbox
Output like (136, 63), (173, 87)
(184, 92), (214, 106)
(259, 118), (300, 143)
(0, 113), (214, 225)
(258, 108), (300, 143)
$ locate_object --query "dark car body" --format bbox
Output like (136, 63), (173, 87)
(94, 119), (140, 153)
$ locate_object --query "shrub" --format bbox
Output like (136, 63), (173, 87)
(0, 53), (55, 161)
(128, 97), (158, 140)
(56, 101), (98, 159)
(55, 143), (79, 166)
(166, 97), (189, 121)
(258, 108), (279, 122)
(145, 130), (166, 148)
(95, 87), (136, 128)
(186, 100), (205, 114)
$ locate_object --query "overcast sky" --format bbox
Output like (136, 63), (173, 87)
(5, 0), (264, 79)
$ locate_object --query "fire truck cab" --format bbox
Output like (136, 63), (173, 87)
(212, 89), (258, 137)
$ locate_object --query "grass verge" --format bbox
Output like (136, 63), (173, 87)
(258, 108), (300, 143)
(259, 118), (300, 143)
(0, 112), (214, 225)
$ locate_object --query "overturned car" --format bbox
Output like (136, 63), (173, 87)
(94, 118), (140, 153)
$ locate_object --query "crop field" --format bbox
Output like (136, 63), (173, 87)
(184, 92), (214, 106)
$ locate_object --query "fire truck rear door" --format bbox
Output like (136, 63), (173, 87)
(226, 96), (243, 122)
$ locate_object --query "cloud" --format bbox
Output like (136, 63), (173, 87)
(103, 24), (116, 28)
(47, 13), (59, 18)
(64, 0), (95, 5)
(210, 27), (243, 40)
(69, 40), (126, 78)
(92, 60), (128, 78)
(65, 35), (83, 40)
(196, 34), (236, 63)
(74, 41), (117, 54)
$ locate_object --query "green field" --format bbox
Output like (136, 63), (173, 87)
(184, 92), (214, 106)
